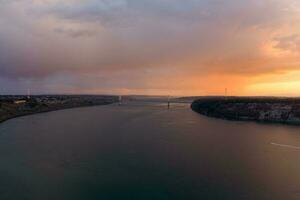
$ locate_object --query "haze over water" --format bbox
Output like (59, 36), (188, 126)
(1, 101), (300, 199)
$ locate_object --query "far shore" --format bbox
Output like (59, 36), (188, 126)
(191, 97), (300, 125)
(0, 95), (118, 124)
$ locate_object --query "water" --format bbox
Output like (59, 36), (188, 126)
(0, 101), (300, 200)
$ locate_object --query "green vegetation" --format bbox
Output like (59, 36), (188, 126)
(0, 95), (118, 123)
(191, 97), (300, 125)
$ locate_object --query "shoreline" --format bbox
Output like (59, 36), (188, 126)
(0, 103), (115, 124)
(0, 95), (118, 124)
(191, 97), (300, 125)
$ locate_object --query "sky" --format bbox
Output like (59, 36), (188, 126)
(0, 0), (300, 96)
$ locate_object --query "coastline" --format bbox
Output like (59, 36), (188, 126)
(0, 103), (115, 124)
(0, 95), (118, 124)
(191, 97), (300, 125)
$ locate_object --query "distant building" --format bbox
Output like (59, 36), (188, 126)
(14, 100), (27, 104)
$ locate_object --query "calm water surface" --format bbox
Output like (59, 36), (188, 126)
(1, 102), (300, 200)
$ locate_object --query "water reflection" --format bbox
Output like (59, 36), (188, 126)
(0, 102), (300, 199)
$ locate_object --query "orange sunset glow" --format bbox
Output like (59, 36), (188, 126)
(0, 0), (300, 96)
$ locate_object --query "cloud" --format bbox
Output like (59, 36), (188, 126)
(53, 27), (97, 38)
(274, 34), (300, 53)
(0, 0), (299, 95)
(40, 0), (291, 27)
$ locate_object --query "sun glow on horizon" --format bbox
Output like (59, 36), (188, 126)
(0, 0), (300, 96)
(245, 70), (300, 97)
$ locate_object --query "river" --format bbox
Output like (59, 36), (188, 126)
(0, 101), (300, 199)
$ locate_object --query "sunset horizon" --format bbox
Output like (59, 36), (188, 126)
(1, 0), (300, 96)
(2, 1), (300, 199)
